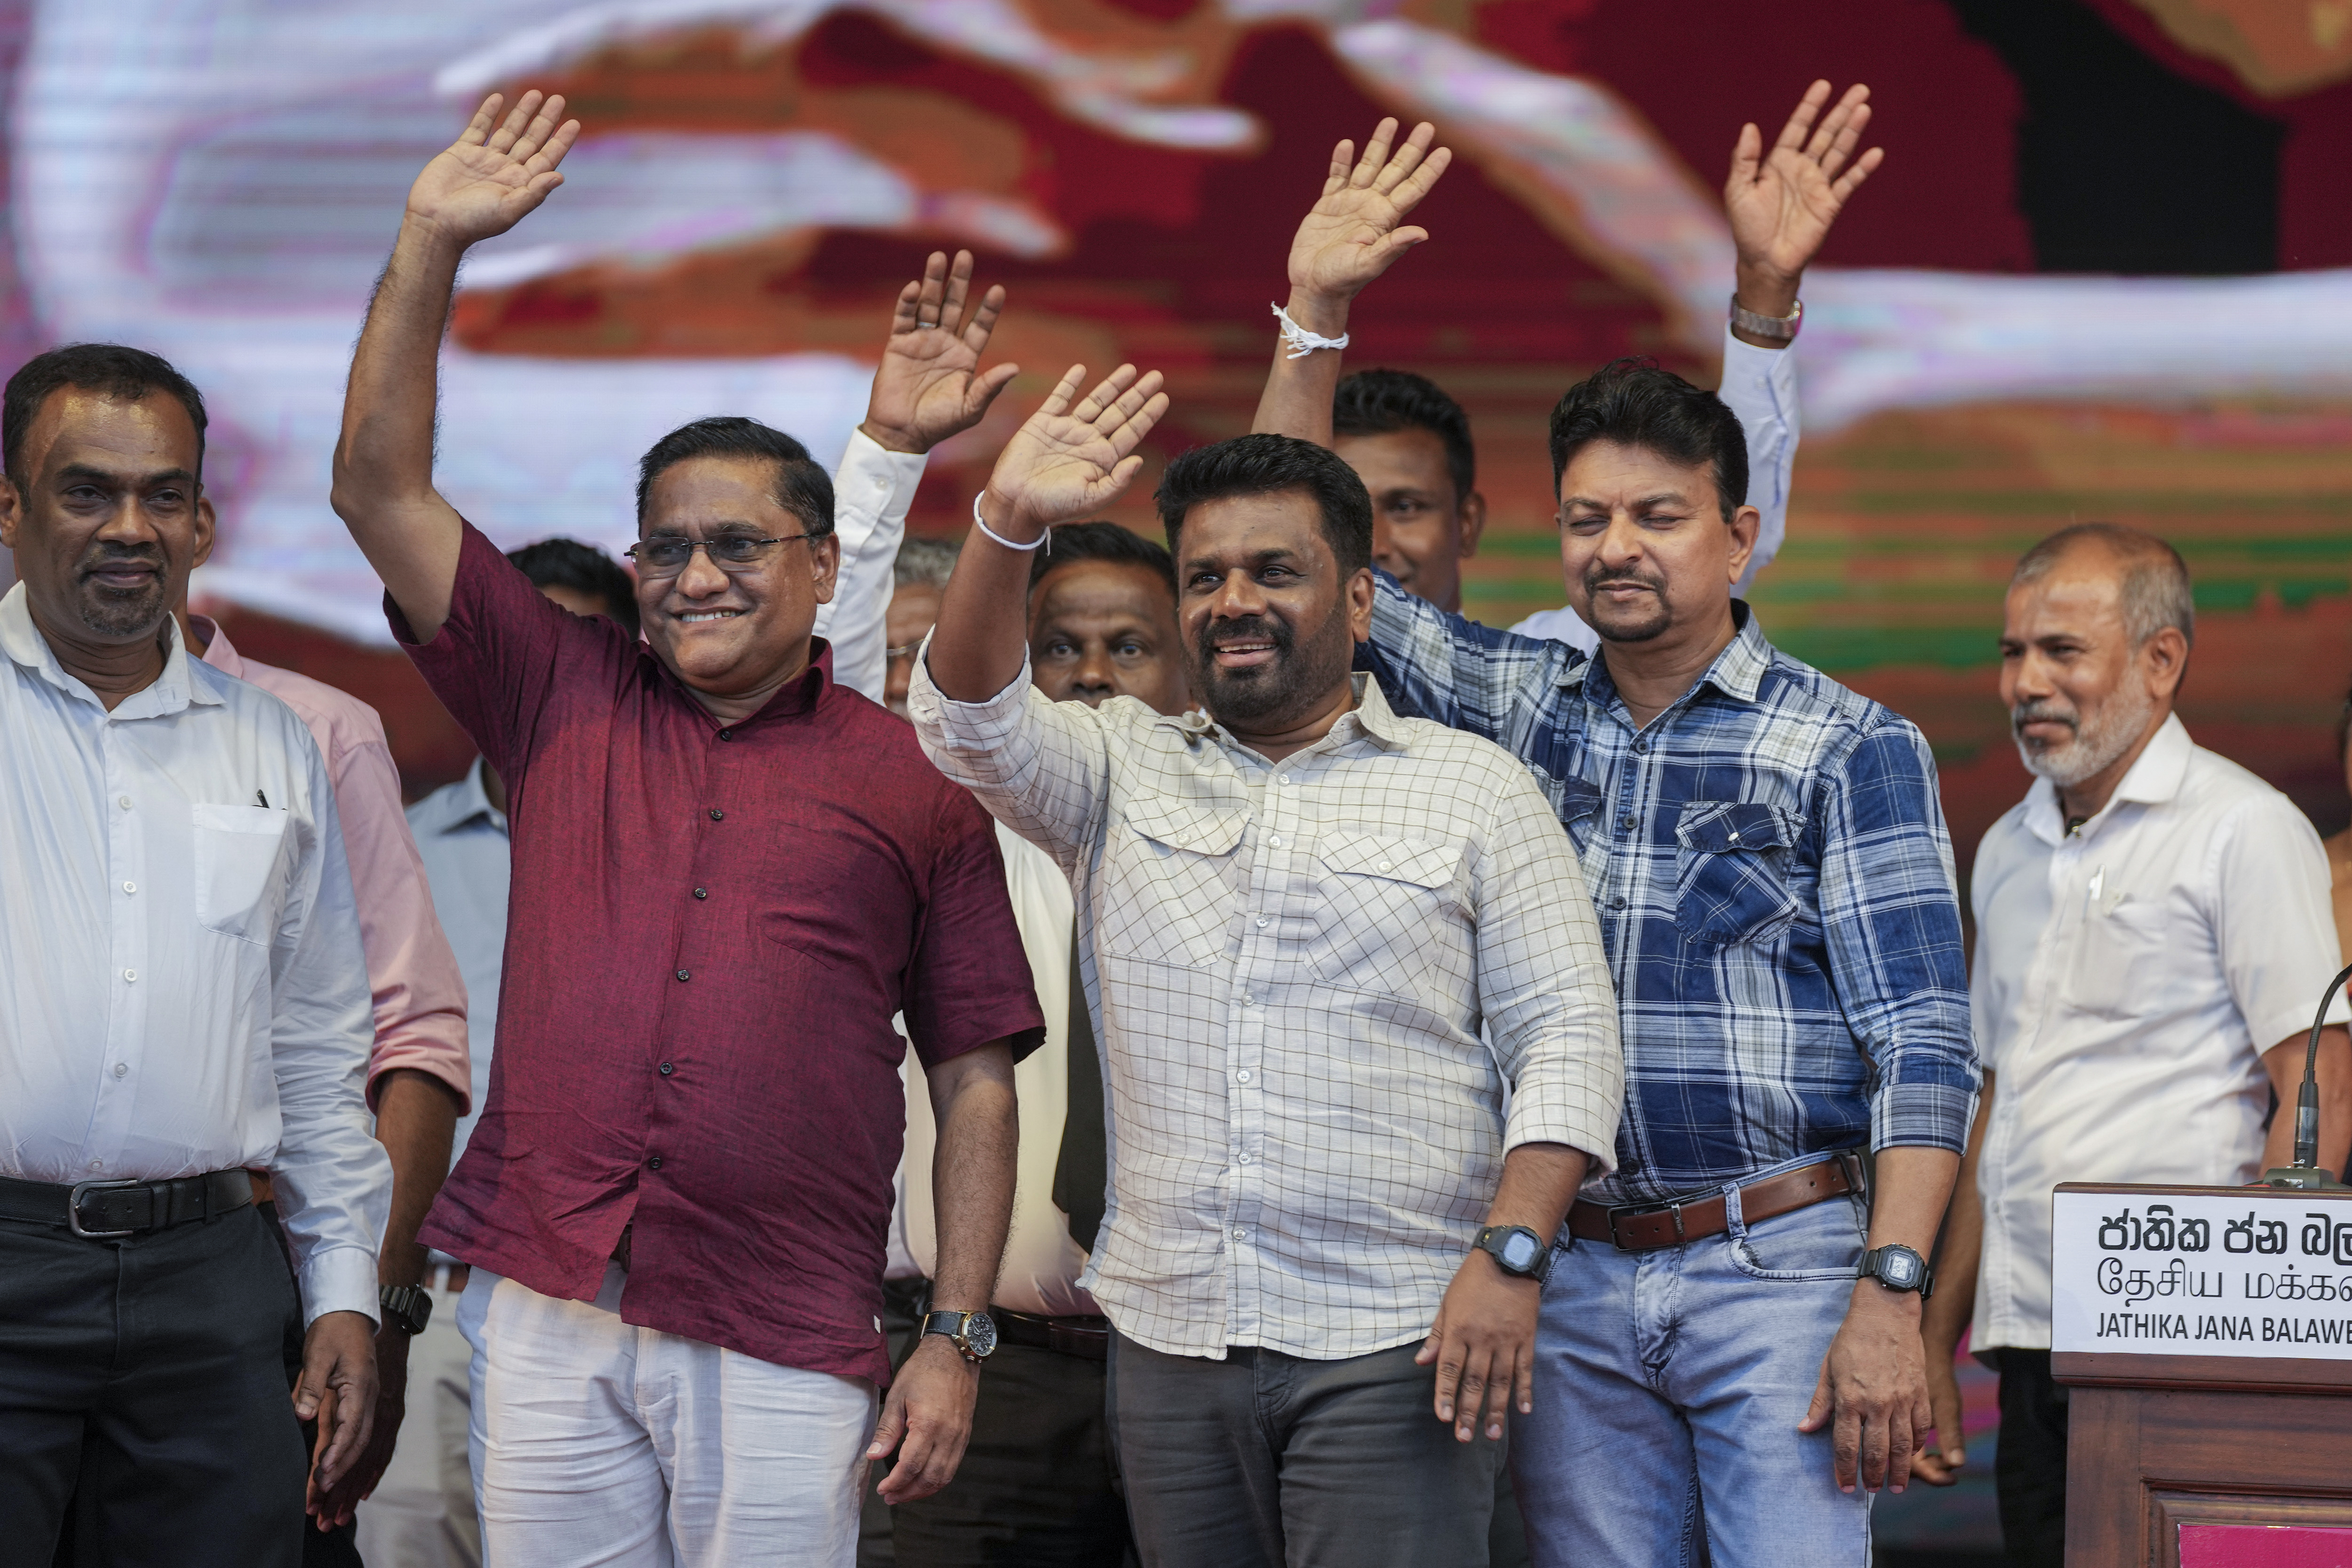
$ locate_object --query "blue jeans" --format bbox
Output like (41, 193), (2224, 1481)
(1514, 1160), (1873, 1567)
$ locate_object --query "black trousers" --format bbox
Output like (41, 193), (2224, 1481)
(1994, 1348), (2070, 1568)
(0, 1204), (310, 1568)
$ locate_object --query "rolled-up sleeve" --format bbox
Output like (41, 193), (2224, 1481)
(269, 741), (395, 1326)
(906, 641), (1114, 873)
(1475, 765), (1623, 1175)
(1814, 717), (1979, 1153)
(814, 430), (929, 705)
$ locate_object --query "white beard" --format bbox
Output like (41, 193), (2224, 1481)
(2013, 682), (2157, 789)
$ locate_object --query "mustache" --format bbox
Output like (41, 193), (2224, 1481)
(1195, 613), (1292, 662)
(2011, 699), (2079, 737)
(78, 542), (167, 573)
(1583, 562), (1666, 596)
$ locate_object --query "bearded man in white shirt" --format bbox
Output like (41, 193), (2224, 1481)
(1918, 522), (2352, 1568)
(0, 343), (390, 1567)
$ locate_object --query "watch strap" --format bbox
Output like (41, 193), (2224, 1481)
(1473, 1224), (1554, 1282)
(379, 1282), (433, 1335)
(1729, 294), (1802, 342)
(1858, 1245), (1935, 1300)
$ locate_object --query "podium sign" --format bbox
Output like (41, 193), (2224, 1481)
(2051, 1185), (2352, 1568)
(2052, 1186), (2352, 1360)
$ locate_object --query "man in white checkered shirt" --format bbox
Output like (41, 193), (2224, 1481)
(908, 356), (1622, 1568)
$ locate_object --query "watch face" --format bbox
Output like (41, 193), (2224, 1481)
(963, 1312), (998, 1359)
(1881, 1250), (1920, 1287)
(1500, 1231), (1542, 1272)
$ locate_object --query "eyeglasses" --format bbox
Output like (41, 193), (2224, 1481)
(625, 533), (813, 578)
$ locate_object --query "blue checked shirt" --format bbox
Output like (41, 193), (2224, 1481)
(1360, 579), (1976, 1203)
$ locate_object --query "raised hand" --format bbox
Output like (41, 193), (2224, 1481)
(1287, 118), (1453, 309)
(982, 365), (1169, 541)
(862, 250), (1020, 455)
(1725, 80), (1883, 310)
(405, 91), (581, 250)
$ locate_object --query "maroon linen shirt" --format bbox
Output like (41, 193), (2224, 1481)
(399, 524), (1042, 1385)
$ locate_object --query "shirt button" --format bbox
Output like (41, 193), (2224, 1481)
(1235, 1069), (1252, 1083)
(693, 887), (708, 899)
(675, 969), (691, 982)
(1377, 860), (1392, 872)
(123, 969), (137, 982)
(1232, 1227), (1248, 1241)
(708, 808), (724, 821)
(1632, 738), (1649, 755)
(647, 1154), (663, 1170)
(659, 1062), (675, 1076)
(1278, 775), (1293, 787)
(1268, 836), (1284, 849)
(88, 1159), (103, 1172)
(118, 796), (132, 810)
(112, 1063), (127, 1077)
(122, 882), (135, 894)
(1609, 896), (1626, 910)
(717, 729), (734, 741)
(1255, 916), (1269, 929)
(1618, 815), (1636, 831)
(1238, 1152), (1252, 1164)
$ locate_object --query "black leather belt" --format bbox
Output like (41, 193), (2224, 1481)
(0, 1170), (254, 1238)
(991, 1306), (1111, 1361)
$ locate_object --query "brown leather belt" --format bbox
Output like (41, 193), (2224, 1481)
(991, 1307), (1111, 1361)
(1567, 1153), (1861, 1253)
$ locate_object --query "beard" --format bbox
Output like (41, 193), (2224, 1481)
(1190, 600), (1353, 729)
(2012, 682), (2156, 788)
(1580, 559), (1673, 644)
(75, 544), (170, 638)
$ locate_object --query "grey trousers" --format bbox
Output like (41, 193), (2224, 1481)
(1109, 1333), (1498, 1568)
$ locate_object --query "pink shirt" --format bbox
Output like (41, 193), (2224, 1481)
(196, 617), (470, 1111)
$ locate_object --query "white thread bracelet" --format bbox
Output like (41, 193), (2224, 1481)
(1271, 301), (1350, 360)
(973, 491), (1050, 552)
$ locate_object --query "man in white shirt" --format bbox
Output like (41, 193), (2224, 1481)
(914, 376), (1624, 1566)
(1919, 523), (2352, 1568)
(0, 343), (390, 1565)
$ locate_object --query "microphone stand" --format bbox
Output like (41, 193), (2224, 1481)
(2263, 959), (2352, 1190)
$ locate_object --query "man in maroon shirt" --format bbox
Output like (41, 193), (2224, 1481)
(328, 90), (1044, 1567)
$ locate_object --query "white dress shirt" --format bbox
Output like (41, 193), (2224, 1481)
(1510, 328), (1799, 649)
(902, 822), (1099, 1318)
(405, 756), (509, 1168)
(1970, 713), (2350, 1349)
(814, 428), (929, 705)
(0, 586), (389, 1323)
(912, 660), (1622, 1361)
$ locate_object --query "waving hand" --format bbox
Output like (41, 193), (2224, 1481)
(1725, 81), (1883, 298)
(1287, 118), (1453, 306)
(983, 365), (1169, 542)
(406, 91), (582, 249)
(862, 250), (1020, 455)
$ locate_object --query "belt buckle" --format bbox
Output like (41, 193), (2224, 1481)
(1605, 1197), (1689, 1250)
(67, 1179), (142, 1239)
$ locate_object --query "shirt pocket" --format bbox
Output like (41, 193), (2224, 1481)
(1673, 801), (1801, 948)
(1097, 801), (1244, 971)
(1308, 830), (1462, 993)
(2067, 896), (2170, 1021)
(191, 802), (294, 947)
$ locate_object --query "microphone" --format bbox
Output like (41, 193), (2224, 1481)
(2263, 959), (2352, 1190)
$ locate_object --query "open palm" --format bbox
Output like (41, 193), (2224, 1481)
(1725, 81), (1883, 283)
(987, 365), (1168, 533)
(1287, 118), (1452, 302)
(865, 250), (1018, 454)
(406, 91), (581, 249)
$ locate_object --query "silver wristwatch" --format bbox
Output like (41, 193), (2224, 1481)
(1729, 294), (1802, 342)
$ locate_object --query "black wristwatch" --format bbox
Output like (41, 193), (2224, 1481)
(1473, 1224), (1554, 1283)
(1857, 1244), (1934, 1300)
(380, 1283), (434, 1336)
(920, 1308), (998, 1363)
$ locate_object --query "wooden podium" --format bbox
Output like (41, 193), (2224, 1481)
(2052, 1184), (2352, 1566)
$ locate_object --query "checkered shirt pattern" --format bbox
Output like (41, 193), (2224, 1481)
(909, 659), (1622, 1361)
(1358, 577), (1976, 1206)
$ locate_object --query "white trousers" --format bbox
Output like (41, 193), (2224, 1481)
(457, 1263), (876, 1568)
(355, 1274), (481, 1568)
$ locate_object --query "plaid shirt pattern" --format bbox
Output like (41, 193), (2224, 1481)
(1360, 579), (1976, 1205)
(910, 660), (1623, 1360)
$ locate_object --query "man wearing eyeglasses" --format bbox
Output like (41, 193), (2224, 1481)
(328, 92), (1047, 1567)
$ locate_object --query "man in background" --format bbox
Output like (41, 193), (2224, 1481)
(369, 537), (635, 1568)
(879, 521), (1186, 1566)
(0, 342), (389, 1564)
(887, 537), (963, 722)
(1918, 524), (2352, 1568)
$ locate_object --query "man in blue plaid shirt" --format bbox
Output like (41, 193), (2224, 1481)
(1254, 84), (1978, 1567)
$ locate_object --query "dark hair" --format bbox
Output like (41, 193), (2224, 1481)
(506, 537), (641, 637)
(1154, 434), (1374, 578)
(1028, 520), (1176, 602)
(635, 416), (834, 537)
(1333, 368), (1476, 504)
(4, 343), (208, 492)
(1548, 357), (1747, 525)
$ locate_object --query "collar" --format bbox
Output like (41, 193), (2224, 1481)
(1195, 671), (1410, 758)
(0, 582), (221, 715)
(1563, 599), (1771, 708)
(423, 754), (508, 837)
(191, 613), (244, 679)
(2022, 711), (2193, 846)
(650, 635), (835, 730)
